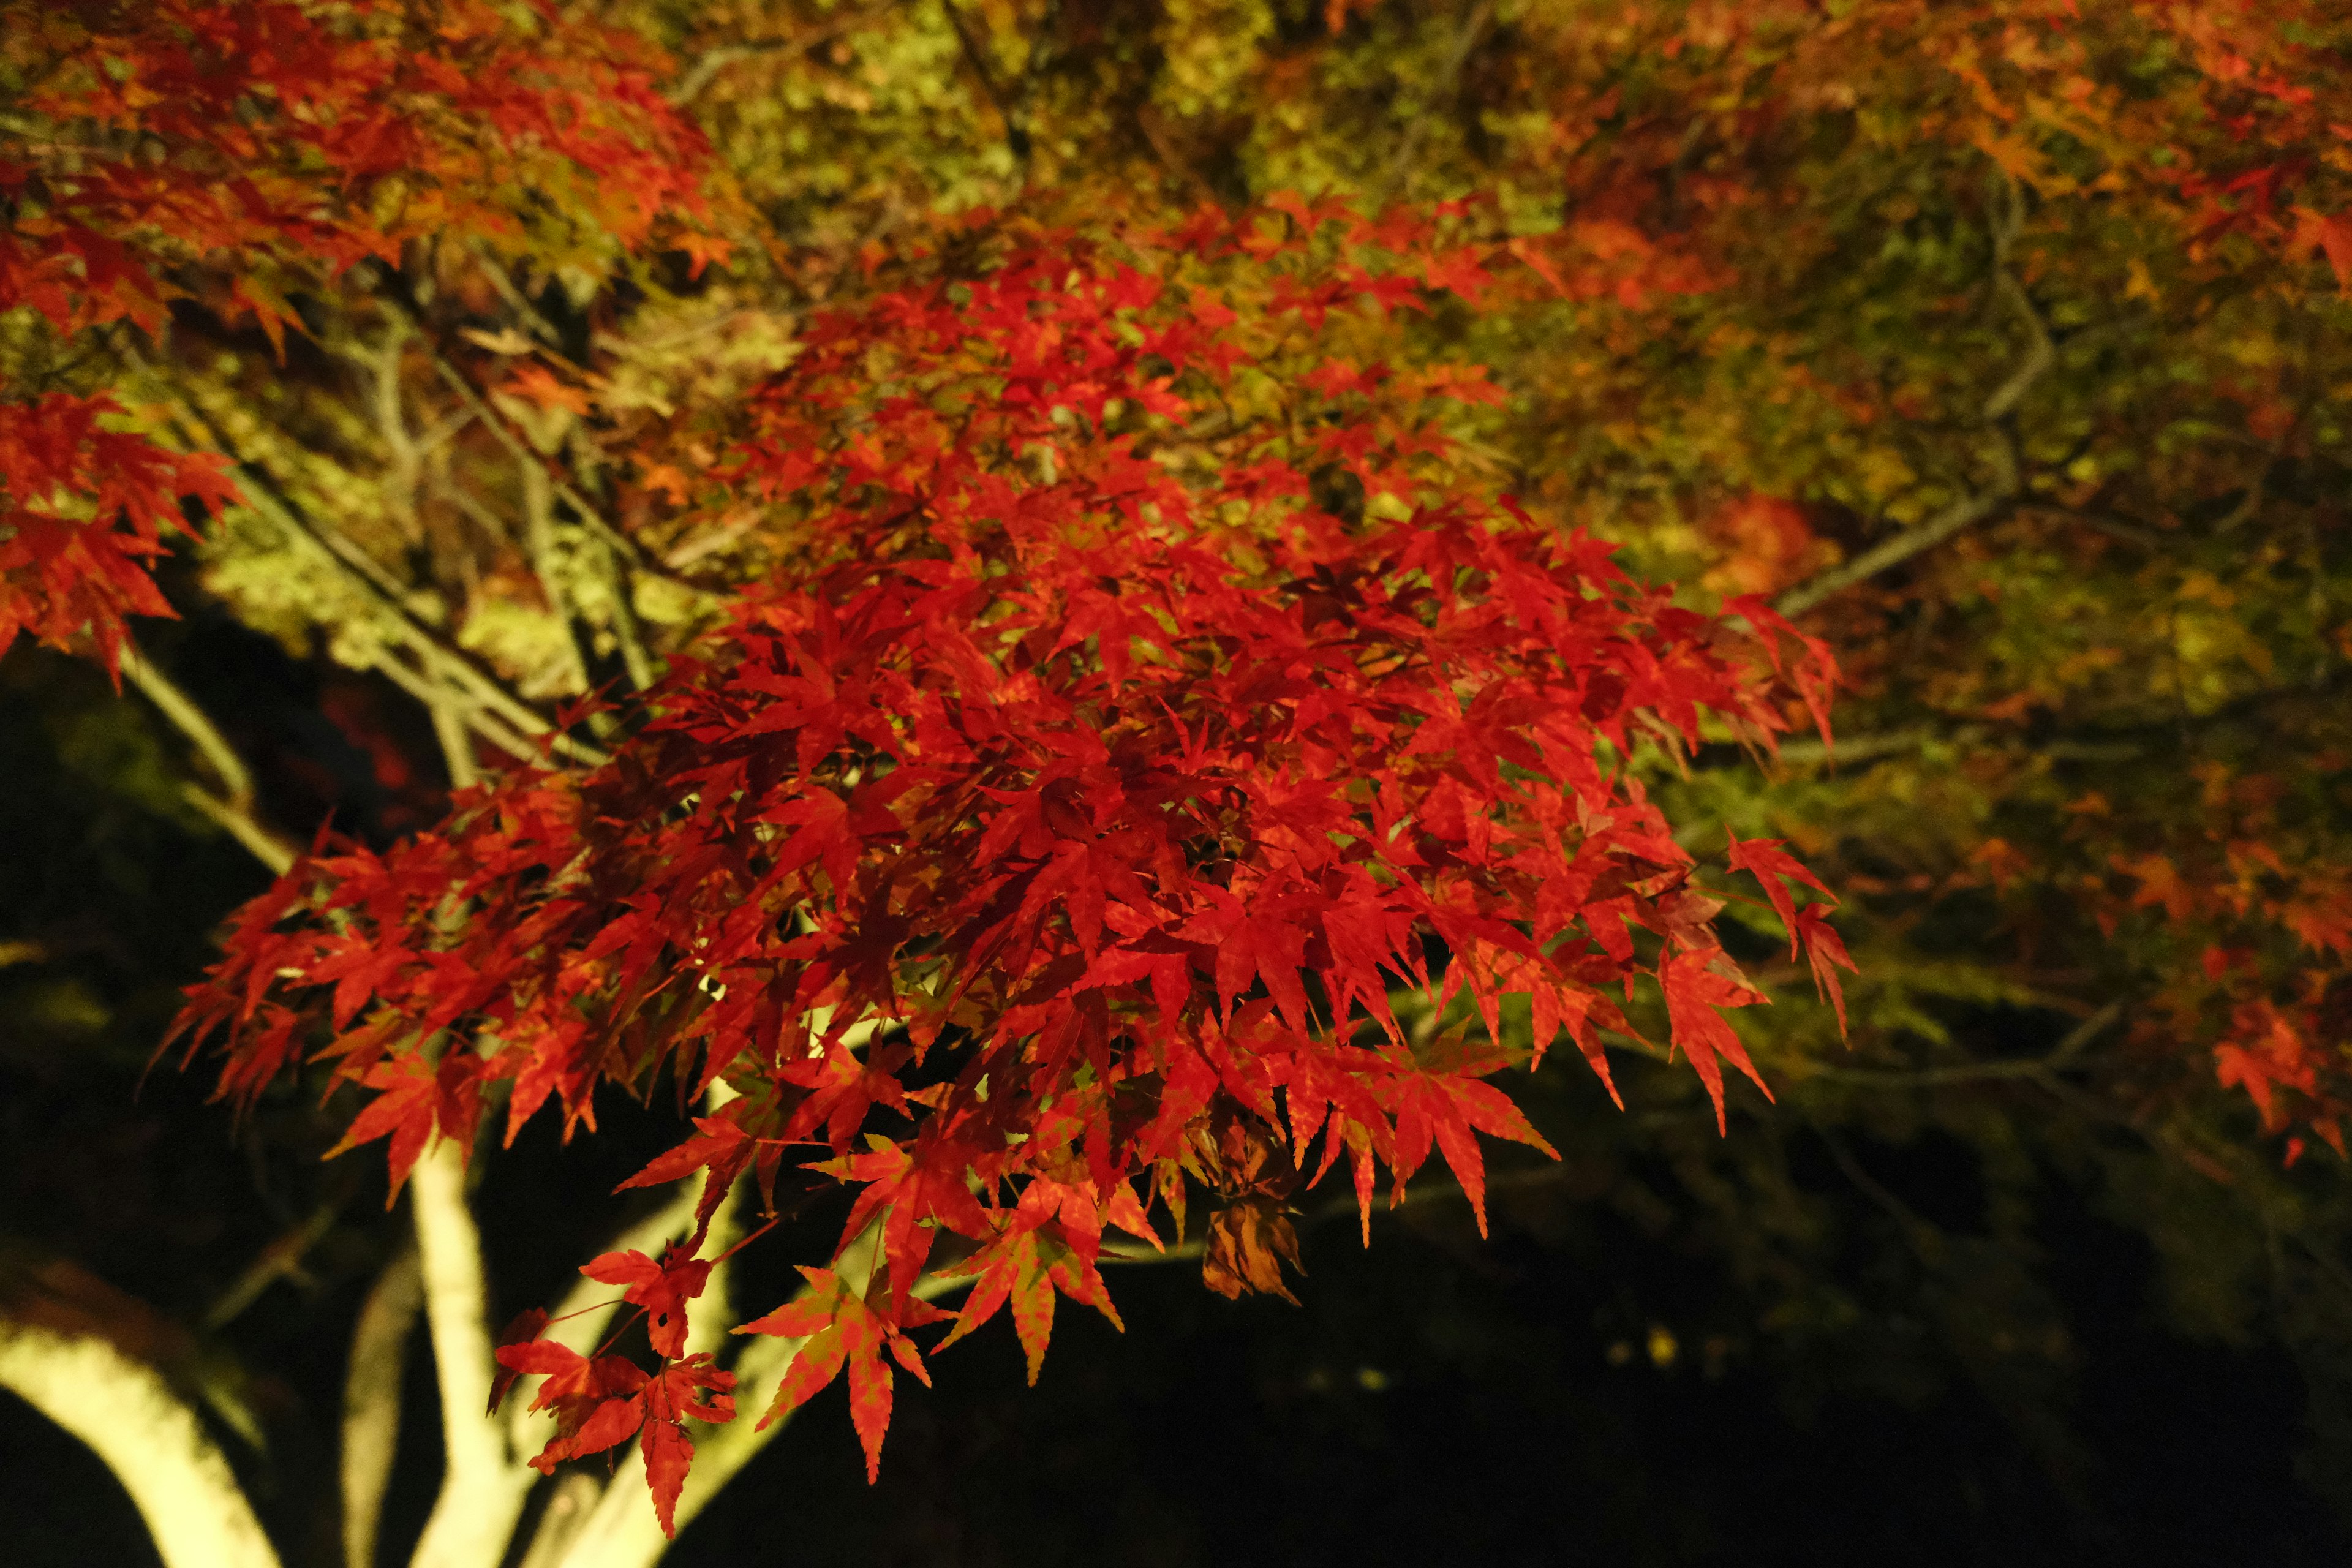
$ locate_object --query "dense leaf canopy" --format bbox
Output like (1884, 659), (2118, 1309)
(5, 0), (2351, 1550)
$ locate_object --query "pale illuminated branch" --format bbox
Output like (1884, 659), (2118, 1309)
(177, 418), (605, 766)
(119, 638), (300, 875)
(423, 337), (687, 693)
(109, 334), (606, 768)
(464, 246), (568, 350)
(0, 1262), (282, 1568)
(496, 1188), (706, 1568)
(432, 699), (481, 791)
(119, 641), (254, 801)
(420, 351), (649, 574)
(518, 1474), (607, 1568)
(359, 319), (488, 772)
(342, 1241), (423, 1568)
(366, 647), (551, 769)
(183, 785), (301, 876)
(401, 285), (644, 698)
(407, 1136), (537, 1568)
(233, 472), (605, 766)
(605, 537), (658, 695)
(573, 427), (655, 694)
(519, 460), (600, 696)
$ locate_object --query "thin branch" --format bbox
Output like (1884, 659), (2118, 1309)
(418, 344), (705, 687)
(1773, 170), (2059, 617)
(519, 459), (600, 695)
(665, 2), (905, 107)
(2212, 447), (2284, 534)
(370, 269), (718, 622)
(1803, 1000), (2125, 1090)
(938, 0), (1030, 166)
(178, 787), (301, 876)
(200, 1200), (339, 1332)
(120, 638), (300, 875)
(666, 43), (773, 110)
(423, 353), (649, 575)
(128, 372), (605, 766)
(1099, 1165), (1591, 1268)
(120, 641), (256, 802)
(684, 1080), (744, 1362)
(366, 645), (555, 767)
(568, 429), (657, 694)
(509, 1089), (745, 1564)
(1735, 657), (2348, 773)
(1821, 1130), (1937, 1248)
(0, 1262), (284, 1568)
(1978, 270), (2055, 423)
(463, 247), (567, 352)
(1773, 486), (2013, 617)
(342, 1241), (423, 1568)
(2018, 501), (2163, 551)
(1373, 0), (1494, 203)
(502, 1182), (706, 1460)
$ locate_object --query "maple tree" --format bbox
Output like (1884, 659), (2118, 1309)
(167, 195), (1850, 1523)
(5, 1), (2352, 1563)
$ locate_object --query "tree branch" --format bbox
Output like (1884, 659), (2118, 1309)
(364, 646), (554, 769)
(201, 1200), (338, 1333)
(939, 0), (1033, 167)
(0, 1261), (283, 1568)
(1802, 1000), (2124, 1090)
(421, 354), (650, 577)
(406, 1136), (536, 1568)
(1773, 172), (2058, 618)
(500, 1184), (704, 1461)
(341, 1241), (423, 1568)
(107, 330), (610, 769)
(1373, 0), (1494, 203)
(664, 2), (905, 108)
(507, 1088), (744, 1565)
(150, 390), (608, 767)
(120, 638), (300, 875)
(1773, 485), (2013, 616)
(518, 460), (600, 696)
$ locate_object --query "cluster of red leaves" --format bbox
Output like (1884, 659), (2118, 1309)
(171, 200), (1846, 1526)
(0, 0), (715, 667)
(491, 1318), (736, 1537)
(2081, 761), (2352, 1162)
(2152, 0), (2352, 287)
(0, 393), (236, 668)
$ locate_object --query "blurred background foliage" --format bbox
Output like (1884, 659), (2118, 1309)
(6, 0), (2352, 1561)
